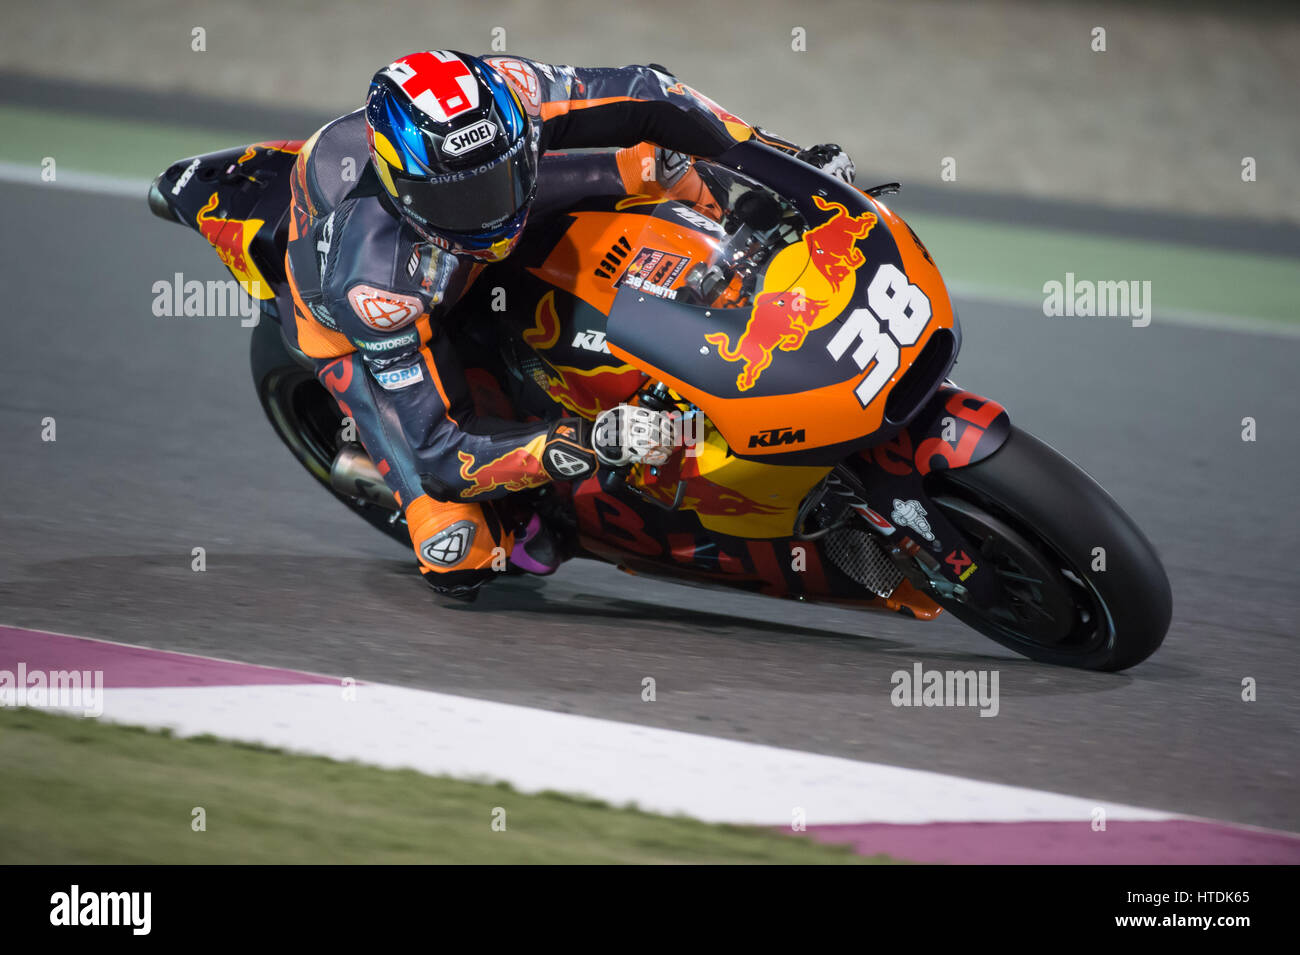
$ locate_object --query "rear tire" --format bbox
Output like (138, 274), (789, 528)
(249, 317), (410, 549)
(922, 426), (1171, 671)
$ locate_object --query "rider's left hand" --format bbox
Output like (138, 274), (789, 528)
(796, 143), (855, 184)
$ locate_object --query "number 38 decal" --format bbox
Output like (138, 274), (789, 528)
(825, 263), (932, 407)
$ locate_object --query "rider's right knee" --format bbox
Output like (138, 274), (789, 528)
(404, 494), (512, 598)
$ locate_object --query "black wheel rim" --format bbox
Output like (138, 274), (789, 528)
(264, 368), (341, 486)
(931, 493), (1109, 655)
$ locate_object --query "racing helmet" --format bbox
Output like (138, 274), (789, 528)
(365, 51), (538, 261)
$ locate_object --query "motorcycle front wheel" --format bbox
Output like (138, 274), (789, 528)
(920, 427), (1171, 671)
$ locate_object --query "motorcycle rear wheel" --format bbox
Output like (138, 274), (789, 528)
(249, 317), (410, 549)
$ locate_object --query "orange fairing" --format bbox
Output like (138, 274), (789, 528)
(609, 194), (956, 457)
(526, 209), (718, 317)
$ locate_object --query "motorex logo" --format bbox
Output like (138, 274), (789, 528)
(442, 119), (498, 157)
(356, 332), (418, 353)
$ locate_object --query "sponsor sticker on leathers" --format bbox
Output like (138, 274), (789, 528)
(356, 331), (418, 353)
(373, 364), (425, 390)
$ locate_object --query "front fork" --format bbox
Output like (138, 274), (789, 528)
(845, 382), (1012, 606)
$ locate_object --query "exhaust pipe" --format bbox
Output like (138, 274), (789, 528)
(330, 444), (400, 511)
(147, 172), (181, 222)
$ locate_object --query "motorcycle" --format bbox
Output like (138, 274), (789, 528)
(147, 136), (1171, 670)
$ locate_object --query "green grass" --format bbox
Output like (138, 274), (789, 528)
(0, 707), (891, 864)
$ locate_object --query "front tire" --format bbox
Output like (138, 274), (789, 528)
(922, 427), (1171, 671)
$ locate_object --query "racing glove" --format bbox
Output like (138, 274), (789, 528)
(592, 404), (676, 468)
(541, 406), (678, 480)
(796, 143), (856, 184)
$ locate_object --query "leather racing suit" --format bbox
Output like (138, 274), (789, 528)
(283, 57), (812, 593)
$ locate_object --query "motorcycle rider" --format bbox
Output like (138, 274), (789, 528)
(283, 50), (855, 599)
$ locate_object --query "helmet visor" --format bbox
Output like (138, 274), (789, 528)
(392, 143), (536, 235)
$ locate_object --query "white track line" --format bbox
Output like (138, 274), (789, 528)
(0, 161), (148, 198)
(39, 682), (1177, 827)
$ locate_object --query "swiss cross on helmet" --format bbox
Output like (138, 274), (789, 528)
(365, 50), (538, 260)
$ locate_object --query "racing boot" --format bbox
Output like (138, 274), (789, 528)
(507, 512), (561, 576)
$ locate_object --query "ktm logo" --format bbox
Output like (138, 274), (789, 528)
(748, 426), (806, 449)
(571, 329), (612, 353)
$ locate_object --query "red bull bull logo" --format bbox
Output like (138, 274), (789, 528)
(195, 192), (274, 300)
(704, 290), (829, 391)
(804, 194), (877, 290)
(457, 437), (550, 498)
(704, 194), (877, 391)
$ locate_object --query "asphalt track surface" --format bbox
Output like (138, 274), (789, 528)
(1, 182), (1297, 832)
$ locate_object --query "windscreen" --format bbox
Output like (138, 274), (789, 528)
(619, 161), (811, 312)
